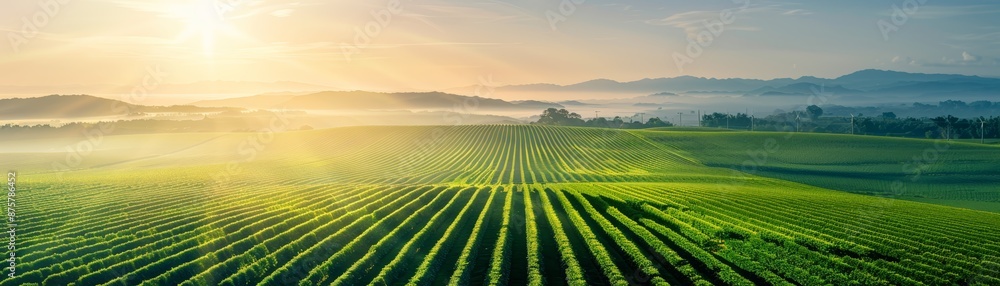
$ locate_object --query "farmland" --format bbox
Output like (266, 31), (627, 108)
(3, 125), (1000, 285)
(639, 129), (1000, 212)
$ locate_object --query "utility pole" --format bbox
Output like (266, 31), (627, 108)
(678, 112), (683, 127)
(980, 117), (986, 144)
(946, 116), (954, 140)
(751, 115), (755, 131)
(850, 113), (855, 135)
(595, 110), (600, 120)
(795, 114), (801, 132)
(639, 113), (644, 124)
(697, 110), (701, 127)
(726, 113), (730, 129)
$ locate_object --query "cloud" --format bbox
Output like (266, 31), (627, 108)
(408, 3), (533, 23)
(645, 4), (807, 39)
(893, 56), (919, 66)
(898, 4), (1000, 20)
(270, 9), (294, 17)
(962, 51), (980, 62)
(97, 0), (170, 14)
(339, 42), (512, 50)
(782, 9), (813, 16)
(953, 31), (1000, 42)
(898, 52), (996, 67)
(646, 9), (760, 39)
(95, 0), (318, 21)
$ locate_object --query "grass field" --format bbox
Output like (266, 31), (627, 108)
(638, 129), (1000, 212)
(3, 125), (999, 285)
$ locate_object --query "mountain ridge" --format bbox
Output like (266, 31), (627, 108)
(191, 90), (564, 110)
(0, 94), (239, 120)
(452, 69), (1000, 99)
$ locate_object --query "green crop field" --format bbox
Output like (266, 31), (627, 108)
(3, 125), (1000, 285)
(638, 129), (1000, 212)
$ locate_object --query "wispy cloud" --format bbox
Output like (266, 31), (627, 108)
(962, 51), (980, 62)
(340, 42), (513, 50)
(270, 9), (294, 17)
(892, 51), (996, 68)
(879, 4), (1000, 20)
(644, 3), (815, 39)
(954, 31), (1000, 41)
(406, 3), (534, 25)
(782, 9), (813, 16)
(94, 0), (317, 20)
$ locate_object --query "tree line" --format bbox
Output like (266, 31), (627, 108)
(700, 105), (1000, 140)
(533, 108), (673, 129)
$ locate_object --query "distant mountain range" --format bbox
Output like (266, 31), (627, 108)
(0, 95), (238, 120)
(0, 91), (561, 121)
(190, 91), (563, 110)
(451, 69), (1000, 99)
(5, 70), (997, 120)
(745, 83), (863, 97)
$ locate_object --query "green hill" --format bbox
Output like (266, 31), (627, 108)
(0, 94), (238, 119)
(191, 91), (563, 110)
(636, 129), (1000, 212)
(2, 125), (998, 285)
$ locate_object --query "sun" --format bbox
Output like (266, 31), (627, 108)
(174, 0), (236, 58)
(195, 1), (227, 57)
(166, 0), (259, 60)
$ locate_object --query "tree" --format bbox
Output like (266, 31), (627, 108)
(931, 116), (948, 139)
(953, 118), (972, 138)
(806, 105), (823, 120)
(611, 116), (624, 127)
(537, 108), (561, 125)
(931, 115), (959, 139)
(947, 115), (960, 139)
(881, 112), (897, 120)
(645, 117), (672, 127)
(587, 117), (610, 127)
(536, 108), (584, 126)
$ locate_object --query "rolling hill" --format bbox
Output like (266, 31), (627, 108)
(0, 94), (239, 120)
(636, 129), (1000, 212)
(2, 125), (998, 285)
(191, 91), (563, 110)
(745, 83), (863, 96)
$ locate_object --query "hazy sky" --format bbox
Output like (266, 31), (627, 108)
(2, 0), (999, 90)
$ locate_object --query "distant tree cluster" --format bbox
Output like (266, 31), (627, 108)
(536, 108), (584, 125)
(0, 113), (301, 137)
(701, 112), (754, 129)
(822, 100), (1000, 119)
(534, 108), (673, 128)
(700, 105), (1000, 140)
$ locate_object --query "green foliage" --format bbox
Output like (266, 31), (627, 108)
(536, 108), (585, 126)
(806, 105), (824, 120)
(5, 125), (1000, 286)
(534, 108), (675, 128)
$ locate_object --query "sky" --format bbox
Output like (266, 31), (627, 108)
(1, 0), (999, 91)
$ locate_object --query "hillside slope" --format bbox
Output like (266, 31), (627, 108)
(191, 91), (563, 110)
(2, 125), (998, 285)
(0, 94), (237, 119)
(636, 129), (1000, 212)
